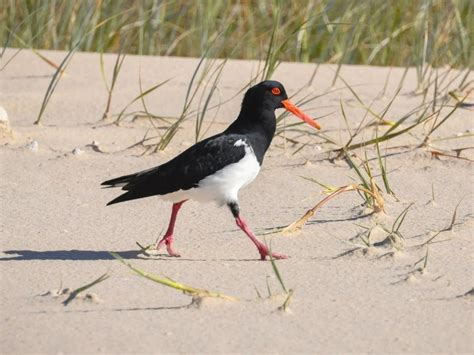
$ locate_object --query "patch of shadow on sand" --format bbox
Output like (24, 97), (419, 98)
(307, 212), (374, 224)
(0, 249), (163, 261)
(0, 250), (259, 262)
(30, 305), (190, 314)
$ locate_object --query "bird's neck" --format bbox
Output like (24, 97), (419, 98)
(225, 107), (276, 162)
(229, 107), (276, 137)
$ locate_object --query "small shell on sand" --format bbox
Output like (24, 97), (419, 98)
(0, 106), (12, 135)
(72, 147), (84, 156)
(0, 106), (9, 123)
(25, 140), (39, 152)
(406, 274), (418, 283)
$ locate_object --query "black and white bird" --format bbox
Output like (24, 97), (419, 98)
(102, 80), (320, 260)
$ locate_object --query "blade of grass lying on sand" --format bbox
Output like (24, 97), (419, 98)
(63, 273), (110, 306)
(109, 252), (237, 301)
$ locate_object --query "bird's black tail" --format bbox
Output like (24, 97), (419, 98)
(105, 191), (137, 206)
(101, 173), (140, 205)
(101, 173), (137, 188)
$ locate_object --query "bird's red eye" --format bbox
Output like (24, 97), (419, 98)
(271, 87), (281, 95)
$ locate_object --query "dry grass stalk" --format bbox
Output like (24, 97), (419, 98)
(282, 181), (385, 236)
(282, 184), (357, 236)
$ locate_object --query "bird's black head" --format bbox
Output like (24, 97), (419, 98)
(242, 80), (288, 111)
(240, 80), (321, 130)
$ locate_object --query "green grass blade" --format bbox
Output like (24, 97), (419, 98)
(109, 252), (237, 301)
(393, 203), (414, 234)
(267, 243), (288, 294)
(375, 131), (393, 195)
(63, 273), (110, 306)
(34, 46), (77, 125)
(116, 78), (171, 123)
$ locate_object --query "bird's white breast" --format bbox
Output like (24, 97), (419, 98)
(161, 139), (260, 205)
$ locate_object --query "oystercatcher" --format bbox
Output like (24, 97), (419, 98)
(102, 80), (320, 260)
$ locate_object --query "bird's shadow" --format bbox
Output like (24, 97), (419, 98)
(0, 249), (260, 262)
(0, 249), (148, 261)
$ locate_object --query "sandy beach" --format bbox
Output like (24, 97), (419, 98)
(1, 48), (473, 353)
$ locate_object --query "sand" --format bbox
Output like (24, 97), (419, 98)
(1, 48), (473, 354)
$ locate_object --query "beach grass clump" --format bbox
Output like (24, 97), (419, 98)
(3, 0), (472, 68)
(282, 148), (391, 235)
(334, 203), (413, 258)
(6, 1), (469, 130)
(343, 151), (387, 212)
(326, 77), (467, 159)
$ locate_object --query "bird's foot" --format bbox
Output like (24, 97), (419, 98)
(233, 215), (288, 261)
(258, 247), (288, 260)
(156, 236), (181, 257)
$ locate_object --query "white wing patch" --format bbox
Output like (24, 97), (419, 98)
(161, 140), (260, 205)
(234, 139), (246, 147)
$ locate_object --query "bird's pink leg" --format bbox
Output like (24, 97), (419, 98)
(156, 200), (186, 257)
(235, 215), (288, 260)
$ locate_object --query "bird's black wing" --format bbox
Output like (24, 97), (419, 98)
(102, 134), (249, 205)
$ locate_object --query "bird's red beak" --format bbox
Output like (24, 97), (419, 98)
(281, 99), (320, 130)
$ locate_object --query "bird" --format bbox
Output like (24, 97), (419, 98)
(102, 80), (320, 260)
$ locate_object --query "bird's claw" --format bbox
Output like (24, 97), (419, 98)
(259, 249), (288, 260)
(156, 236), (181, 257)
(163, 244), (181, 257)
